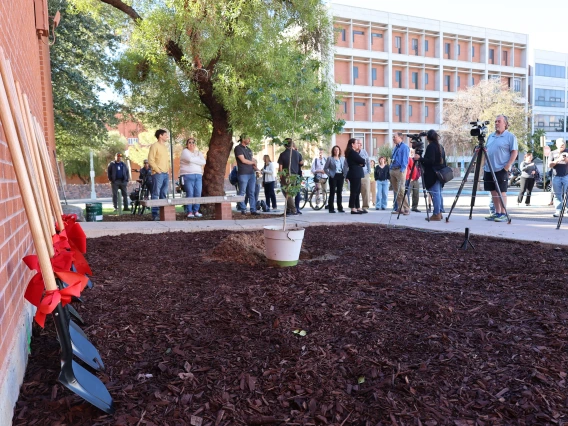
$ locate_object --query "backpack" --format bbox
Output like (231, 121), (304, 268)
(229, 166), (238, 186)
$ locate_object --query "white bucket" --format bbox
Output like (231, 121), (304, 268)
(263, 226), (305, 267)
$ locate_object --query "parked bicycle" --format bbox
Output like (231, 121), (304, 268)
(129, 170), (152, 215)
(300, 176), (328, 210)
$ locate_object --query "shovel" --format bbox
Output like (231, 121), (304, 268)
(12, 82), (104, 370)
(0, 50), (114, 413)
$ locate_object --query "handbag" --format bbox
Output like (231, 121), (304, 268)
(435, 166), (454, 184)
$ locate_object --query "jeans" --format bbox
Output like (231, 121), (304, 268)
(238, 173), (257, 212)
(429, 180), (442, 215)
(552, 175), (568, 212)
(264, 181), (277, 209)
(151, 173), (169, 219)
(182, 174), (202, 213)
(375, 180), (389, 209)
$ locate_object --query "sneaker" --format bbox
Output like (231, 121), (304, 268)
(494, 213), (508, 222)
(272, 209), (279, 212)
(241, 210), (246, 215)
(187, 212), (194, 218)
(152, 217), (160, 221)
(251, 211), (261, 216)
(194, 212), (203, 218)
(553, 212), (560, 218)
(485, 213), (498, 221)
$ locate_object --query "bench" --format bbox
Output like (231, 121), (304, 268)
(141, 195), (245, 221)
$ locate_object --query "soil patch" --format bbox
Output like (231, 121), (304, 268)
(208, 232), (266, 266)
(13, 225), (568, 425)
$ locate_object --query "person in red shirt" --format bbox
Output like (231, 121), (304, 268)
(406, 149), (421, 212)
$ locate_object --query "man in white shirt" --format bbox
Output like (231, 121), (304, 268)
(311, 148), (328, 195)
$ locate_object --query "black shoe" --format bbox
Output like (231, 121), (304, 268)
(251, 211), (260, 215)
(241, 210), (246, 215)
(329, 210), (336, 213)
(338, 209), (345, 213)
(297, 210), (303, 215)
(351, 211), (363, 214)
(361, 209), (368, 214)
(411, 208), (421, 212)
(324, 204), (328, 209)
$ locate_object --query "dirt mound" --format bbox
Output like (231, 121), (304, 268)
(208, 231), (266, 265)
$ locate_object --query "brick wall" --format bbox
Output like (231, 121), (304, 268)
(0, 0), (55, 422)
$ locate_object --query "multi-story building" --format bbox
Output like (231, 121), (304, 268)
(530, 50), (568, 141)
(330, 4), (529, 156)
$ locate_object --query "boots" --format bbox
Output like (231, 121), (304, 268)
(426, 213), (443, 221)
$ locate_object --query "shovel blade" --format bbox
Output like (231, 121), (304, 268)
(58, 359), (114, 414)
(66, 303), (85, 325)
(69, 320), (105, 371)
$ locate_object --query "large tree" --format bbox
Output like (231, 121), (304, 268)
(441, 79), (531, 155)
(70, 0), (341, 196)
(49, 0), (121, 165)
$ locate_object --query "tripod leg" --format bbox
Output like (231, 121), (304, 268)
(446, 147), (479, 222)
(556, 183), (567, 229)
(458, 227), (475, 250)
(468, 148), (484, 219)
(396, 165), (414, 219)
(483, 150), (511, 224)
(418, 164), (431, 221)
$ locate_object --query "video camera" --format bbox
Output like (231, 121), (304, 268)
(405, 132), (427, 155)
(470, 120), (490, 138)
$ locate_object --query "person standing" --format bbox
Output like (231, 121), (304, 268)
(390, 133), (410, 215)
(292, 143), (305, 214)
(549, 138), (568, 217)
(484, 115), (518, 222)
(277, 138), (302, 215)
(414, 130), (446, 221)
(139, 159), (153, 197)
(107, 153), (130, 212)
(262, 155), (277, 212)
(148, 129), (171, 221)
(324, 145), (346, 213)
(374, 156), (390, 210)
(234, 134), (260, 215)
(359, 144), (371, 212)
(369, 159), (377, 208)
(180, 137), (206, 218)
(517, 152), (537, 206)
(311, 148), (328, 195)
(407, 149), (421, 212)
(345, 138), (366, 214)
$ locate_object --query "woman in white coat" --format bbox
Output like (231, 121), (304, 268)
(262, 155), (277, 211)
(180, 137), (206, 218)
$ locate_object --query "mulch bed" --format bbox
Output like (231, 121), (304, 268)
(13, 225), (568, 425)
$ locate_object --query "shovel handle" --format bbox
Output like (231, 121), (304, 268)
(0, 48), (57, 292)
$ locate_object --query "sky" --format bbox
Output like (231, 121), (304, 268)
(331, 0), (568, 61)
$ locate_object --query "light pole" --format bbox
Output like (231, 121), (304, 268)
(89, 150), (96, 199)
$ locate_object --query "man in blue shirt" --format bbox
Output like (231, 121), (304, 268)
(107, 153), (130, 212)
(390, 132), (410, 214)
(484, 115), (518, 222)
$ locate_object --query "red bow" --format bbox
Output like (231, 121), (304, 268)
(60, 214), (87, 254)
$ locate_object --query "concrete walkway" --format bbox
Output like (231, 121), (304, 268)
(78, 191), (568, 247)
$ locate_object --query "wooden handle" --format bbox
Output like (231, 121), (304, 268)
(0, 48), (57, 291)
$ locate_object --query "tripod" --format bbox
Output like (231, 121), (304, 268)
(445, 135), (511, 224)
(556, 183), (567, 229)
(396, 157), (432, 221)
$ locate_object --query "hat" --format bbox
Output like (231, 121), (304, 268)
(116, 153), (122, 157)
(143, 159), (148, 163)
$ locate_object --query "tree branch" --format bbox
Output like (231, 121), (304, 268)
(100, 0), (141, 21)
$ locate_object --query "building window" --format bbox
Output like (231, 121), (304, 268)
(457, 44), (461, 56)
(353, 66), (359, 80)
(127, 138), (138, 145)
(535, 88), (565, 107)
(535, 63), (566, 78)
(444, 75), (450, 91)
(534, 114), (564, 131)
(341, 101), (347, 114)
(472, 46), (475, 58)
(408, 105), (413, 117)
(372, 103), (383, 115)
(503, 51), (508, 66)
(457, 76), (461, 88)
(444, 43), (451, 58)
(424, 40), (429, 52)
(489, 49), (495, 64)
(395, 104), (402, 121)
(352, 30), (364, 42)
(395, 36), (401, 53)
(425, 105), (429, 117)
(513, 78), (521, 92)
(340, 29), (346, 42)
(371, 33), (383, 45)
(471, 76), (475, 86)
(372, 68), (377, 82)
(412, 38), (418, 55)
(424, 72), (429, 85)
(395, 70), (402, 88)
(412, 72), (418, 89)
(354, 102), (365, 112)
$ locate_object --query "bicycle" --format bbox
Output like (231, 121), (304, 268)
(300, 176), (328, 210)
(130, 170), (152, 215)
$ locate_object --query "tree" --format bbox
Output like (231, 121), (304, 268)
(49, 0), (121, 167)
(441, 79), (531, 154)
(69, 0), (342, 196)
(528, 128), (546, 160)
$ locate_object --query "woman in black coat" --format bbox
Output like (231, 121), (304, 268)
(414, 129), (446, 221)
(345, 138), (367, 214)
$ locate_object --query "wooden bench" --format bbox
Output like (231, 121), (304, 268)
(141, 195), (245, 221)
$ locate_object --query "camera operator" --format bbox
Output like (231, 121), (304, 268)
(390, 132), (410, 215)
(484, 115), (518, 222)
(549, 138), (568, 217)
(139, 159), (153, 192)
(414, 130), (446, 221)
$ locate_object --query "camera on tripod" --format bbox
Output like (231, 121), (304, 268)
(470, 120), (490, 138)
(405, 132), (427, 155)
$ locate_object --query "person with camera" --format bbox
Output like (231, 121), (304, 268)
(549, 138), (568, 217)
(517, 152), (537, 206)
(484, 115), (518, 222)
(414, 130), (446, 221)
(344, 138), (367, 214)
(390, 132), (410, 215)
(107, 153), (130, 212)
(180, 137), (206, 218)
(324, 145), (346, 213)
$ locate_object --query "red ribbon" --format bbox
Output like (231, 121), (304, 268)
(61, 214), (87, 254)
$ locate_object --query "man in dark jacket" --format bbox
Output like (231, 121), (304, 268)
(107, 153), (130, 211)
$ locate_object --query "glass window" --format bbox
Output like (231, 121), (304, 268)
(342, 101), (347, 113)
(424, 40), (429, 52)
(457, 76), (461, 88)
(412, 72), (418, 89)
(408, 105), (413, 117)
(340, 29), (345, 42)
(371, 33), (383, 44)
(444, 75), (450, 90)
(534, 114), (564, 131)
(457, 44), (461, 56)
(127, 138), (138, 145)
(472, 46), (475, 58)
(353, 66), (359, 80)
(513, 78), (521, 92)
(372, 103), (383, 114)
(425, 72), (429, 85)
(503, 51), (508, 66)
(535, 88), (565, 107)
(535, 63), (566, 78)
(412, 38), (418, 54)
(445, 43), (450, 58)
(425, 105), (429, 117)
(395, 36), (401, 48)
(395, 70), (402, 87)
(471, 76), (475, 86)
(354, 102), (365, 109)
(395, 104), (402, 121)
(352, 30), (364, 42)
(372, 68), (377, 81)
(489, 49), (494, 64)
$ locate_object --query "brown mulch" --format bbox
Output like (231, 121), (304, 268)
(12, 225), (568, 425)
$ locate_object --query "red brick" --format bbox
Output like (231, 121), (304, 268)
(215, 202), (232, 220)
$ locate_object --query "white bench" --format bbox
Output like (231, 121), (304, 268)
(141, 195), (245, 220)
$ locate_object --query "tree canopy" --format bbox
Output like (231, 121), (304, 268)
(49, 0), (121, 165)
(441, 79), (531, 155)
(69, 0), (342, 195)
